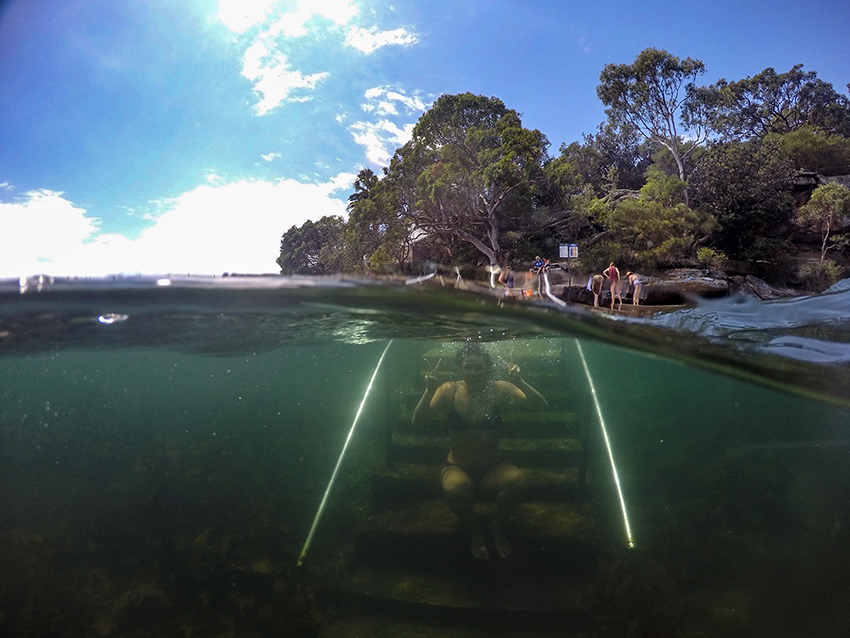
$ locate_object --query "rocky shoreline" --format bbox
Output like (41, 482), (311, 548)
(548, 267), (801, 307)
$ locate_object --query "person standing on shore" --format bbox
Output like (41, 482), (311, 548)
(590, 273), (604, 308)
(498, 266), (515, 297)
(604, 262), (622, 310)
(626, 271), (642, 305)
(530, 256), (545, 298)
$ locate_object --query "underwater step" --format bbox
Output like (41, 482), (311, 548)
(372, 464), (589, 505)
(349, 527), (599, 582)
(395, 409), (584, 438)
(399, 386), (584, 411)
(324, 565), (596, 634)
(389, 433), (583, 467)
(355, 500), (601, 560)
(319, 591), (596, 638)
(319, 607), (595, 638)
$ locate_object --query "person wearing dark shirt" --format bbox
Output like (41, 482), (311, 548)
(412, 343), (548, 559)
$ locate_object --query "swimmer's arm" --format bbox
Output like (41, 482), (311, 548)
(498, 378), (548, 410)
(412, 381), (452, 427)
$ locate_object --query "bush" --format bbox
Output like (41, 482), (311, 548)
(799, 259), (845, 291)
(697, 247), (728, 269)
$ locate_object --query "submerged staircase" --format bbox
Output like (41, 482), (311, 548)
(319, 344), (619, 637)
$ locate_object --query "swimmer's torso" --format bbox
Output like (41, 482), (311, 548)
(446, 381), (505, 469)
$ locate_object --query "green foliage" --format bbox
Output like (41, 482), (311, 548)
(272, 58), (850, 280)
(276, 216), (346, 275)
(742, 237), (795, 265)
(602, 198), (717, 269)
(798, 182), (850, 266)
(389, 93), (550, 266)
(580, 240), (626, 273)
(799, 182), (850, 224)
(552, 122), (654, 196)
(345, 167), (414, 271)
(772, 127), (850, 175)
(697, 247), (728, 269)
(640, 165), (687, 206)
(800, 259), (845, 291)
(597, 47), (711, 181)
(689, 138), (796, 257)
(703, 64), (850, 141)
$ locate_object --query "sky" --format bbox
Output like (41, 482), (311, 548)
(1, 0), (848, 276)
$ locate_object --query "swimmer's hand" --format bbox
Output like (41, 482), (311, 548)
(423, 358), (443, 392)
(506, 362), (522, 383)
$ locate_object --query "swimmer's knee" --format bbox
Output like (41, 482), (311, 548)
(504, 468), (527, 494)
(484, 464), (525, 496)
(442, 471), (473, 500)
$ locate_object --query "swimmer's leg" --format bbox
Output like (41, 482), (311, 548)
(480, 463), (526, 558)
(441, 465), (488, 559)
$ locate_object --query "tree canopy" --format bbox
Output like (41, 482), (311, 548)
(597, 48), (711, 183)
(388, 93), (550, 267)
(702, 65), (850, 141)
(277, 51), (850, 289)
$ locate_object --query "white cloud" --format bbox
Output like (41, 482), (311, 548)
(349, 86), (428, 166)
(0, 176), (355, 277)
(309, 0), (359, 25)
(221, 1), (419, 116)
(261, 152), (282, 162)
(344, 26), (419, 54)
(217, 0), (279, 33)
(262, 0), (358, 38)
(1, 190), (101, 274)
(350, 120), (413, 166)
(241, 40), (329, 115)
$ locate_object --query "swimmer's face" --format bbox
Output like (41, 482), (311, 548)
(461, 355), (489, 386)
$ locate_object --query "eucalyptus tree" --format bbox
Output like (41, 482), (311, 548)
(701, 65), (850, 141)
(387, 93), (550, 267)
(597, 48), (713, 184)
(798, 182), (850, 270)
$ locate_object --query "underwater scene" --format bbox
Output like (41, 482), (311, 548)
(1, 276), (849, 638)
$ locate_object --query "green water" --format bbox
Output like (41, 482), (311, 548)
(1, 279), (849, 637)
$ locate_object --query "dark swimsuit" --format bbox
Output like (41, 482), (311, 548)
(444, 382), (502, 486)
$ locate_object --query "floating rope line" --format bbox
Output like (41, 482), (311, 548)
(575, 339), (635, 548)
(297, 340), (394, 566)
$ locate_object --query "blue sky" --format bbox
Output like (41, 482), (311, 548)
(1, 0), (848, 276)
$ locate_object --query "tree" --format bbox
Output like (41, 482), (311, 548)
(602, 198), (717, 269)
(770, 126), (850, 175)
(798, 182), (850, 269)
(689, 138), (797, 257)
(276, 216), (345, 274)
(347, 168), (379, 207)
(388, 93), (550, 267)
(702, 65), (850, 141)
(580, 168), (715, 270)
(346, 168), (416, 271)
(597, 48), (712, 184)
(552, 122), (654, 197)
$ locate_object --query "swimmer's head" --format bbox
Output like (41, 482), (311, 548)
(456, 343), (493, 384)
